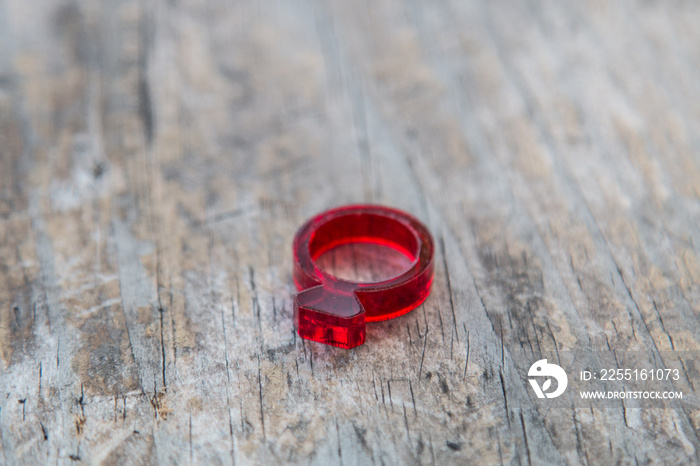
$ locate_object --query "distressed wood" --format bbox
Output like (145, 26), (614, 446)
(1, 0), (700, 464)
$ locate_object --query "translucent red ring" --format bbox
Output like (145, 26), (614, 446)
(293, 204), (434, 349)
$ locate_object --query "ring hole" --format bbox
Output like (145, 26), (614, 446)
(314, 242), (415, 282)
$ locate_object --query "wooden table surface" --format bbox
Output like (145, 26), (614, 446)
(2, 0), (700, 464)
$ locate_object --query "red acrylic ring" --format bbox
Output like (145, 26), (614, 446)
(293, 204), (434, 349)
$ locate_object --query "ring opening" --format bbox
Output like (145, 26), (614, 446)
(308, 212), (419, 283)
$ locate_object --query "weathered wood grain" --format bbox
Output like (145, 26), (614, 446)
(1, 0), (700, 464)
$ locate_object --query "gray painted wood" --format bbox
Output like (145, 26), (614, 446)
(1, 0), (700, 464)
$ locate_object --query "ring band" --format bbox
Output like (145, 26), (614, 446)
(293, 204), (434, 349)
